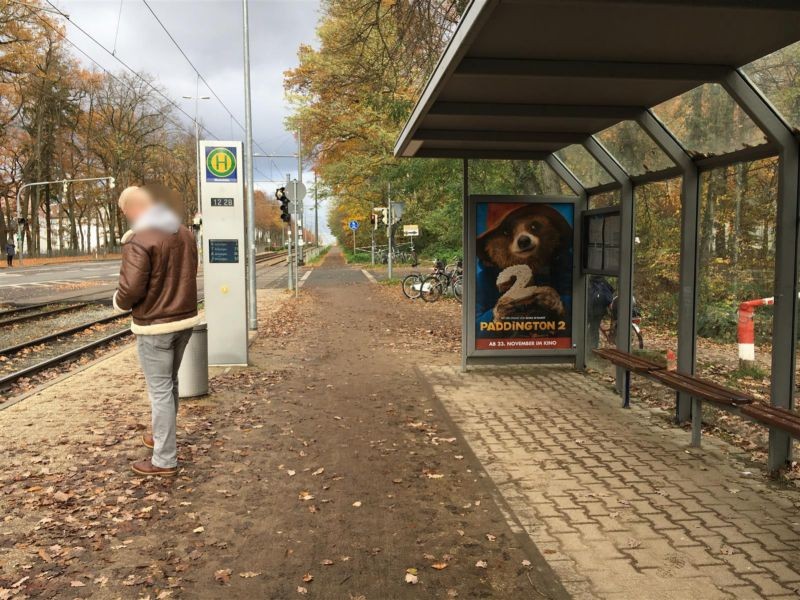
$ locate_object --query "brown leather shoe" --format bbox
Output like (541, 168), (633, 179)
(142, 433), (154, 449)
(132, 460), (177, 477)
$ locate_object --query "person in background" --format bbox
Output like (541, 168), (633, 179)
(5, 240), (15, 267)
(113, 185), (199, 477)
(588, 275), (614, 350)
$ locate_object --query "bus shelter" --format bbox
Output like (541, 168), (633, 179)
(394, 0), (800, 470)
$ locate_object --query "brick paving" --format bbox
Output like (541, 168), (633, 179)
(422, 364), (800, 599)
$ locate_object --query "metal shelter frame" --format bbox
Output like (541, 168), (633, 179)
(394, 0), (800, 470)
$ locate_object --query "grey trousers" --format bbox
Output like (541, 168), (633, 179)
(136, 329), (192, 468)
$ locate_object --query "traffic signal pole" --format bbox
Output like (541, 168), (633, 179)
(387, 183), (393, 280)
(284, 175), (294, 292)
(15, 176), (115, 265)
(293, 179), (299, 298)
(295, 132), (302, 296)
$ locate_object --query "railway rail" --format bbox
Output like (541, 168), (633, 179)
(0, 250), (291, 403)
(255, 250), (288, 265)
(0, 302), (90, 327)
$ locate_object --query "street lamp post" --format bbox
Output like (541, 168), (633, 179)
(15, 176), (115, 265)
(182, 88), (210, 255)
(242, 0), (258, 331)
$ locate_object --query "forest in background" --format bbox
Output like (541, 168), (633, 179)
(0, 0), (302, 257)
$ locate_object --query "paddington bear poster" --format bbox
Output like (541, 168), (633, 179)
(475, 201), (573, 351)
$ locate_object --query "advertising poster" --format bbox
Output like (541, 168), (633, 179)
(475, 201), (574, 351)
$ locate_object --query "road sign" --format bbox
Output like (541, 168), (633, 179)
(349, 220), (359, 231)
(205, 147), (238, 182)
(403, 224), (419, 237)
(285, 180), (307, 202)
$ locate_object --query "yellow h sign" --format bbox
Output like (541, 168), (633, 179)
(206, 147), (237, 180)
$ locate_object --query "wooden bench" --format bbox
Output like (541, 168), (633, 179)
(592, 347), (800, 449)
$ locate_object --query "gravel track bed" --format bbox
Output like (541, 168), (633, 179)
(0, 304), (117, 349)
(0, 316), (130, 397)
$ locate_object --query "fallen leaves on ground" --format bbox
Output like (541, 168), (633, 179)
(214, 569), (232, 584)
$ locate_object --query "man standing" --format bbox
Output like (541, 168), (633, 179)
(5, 240), (15, 267)
(113, 186), (199, 477)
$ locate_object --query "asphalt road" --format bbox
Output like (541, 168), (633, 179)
(0, 261), (121, 304)
(303, 246), (372, 288)
(0, 257), (299, 305)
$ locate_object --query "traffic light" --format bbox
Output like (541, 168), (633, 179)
(370, 213), (377, 229)
(276, 187), (291, 223)
(378, 208), (388, 227)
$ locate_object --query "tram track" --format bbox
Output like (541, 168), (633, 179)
(0, 302), (91, 327)
(0, 251), (292, 404)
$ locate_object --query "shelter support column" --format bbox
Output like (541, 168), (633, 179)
(546, 155), (588, 370)
(584, 137), (634, 404)
(723, 70), (800, 471)
(637, 110), (699, 431)
(461, 158), (469, 373)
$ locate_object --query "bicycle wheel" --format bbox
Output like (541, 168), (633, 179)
(452, 275), (463, 303)
(420, 276), (443, 302)
(633, 322), (645, 349)
(402, 273), (423, 299)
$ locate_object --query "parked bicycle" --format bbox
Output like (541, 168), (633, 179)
(600, 295), (644, 349)
(378, 245), (418, 266)
(401, 258), (437, 300)
(420, 258), (462, 303)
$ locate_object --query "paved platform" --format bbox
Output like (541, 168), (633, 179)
(422, 364), (800, 600)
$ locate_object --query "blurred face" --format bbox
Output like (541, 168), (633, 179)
(123, 190), (153, 224)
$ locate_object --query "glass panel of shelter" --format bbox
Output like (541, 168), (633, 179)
(743, 41), (800, 134)
(741, 41), (800, 459)
(468, 159), (575, 196)
(596, 121), (676, 177)
(652, 83), (768, 158)
(556, 144), (615, 189)
(696, 159), (778, 419)
(584, 188), (621, 369)
(628, 179), (682, 391)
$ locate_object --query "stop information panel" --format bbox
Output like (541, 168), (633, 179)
(472, 197), (575, 353)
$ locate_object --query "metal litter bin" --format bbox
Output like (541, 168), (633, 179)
(178, 323), (208, 398)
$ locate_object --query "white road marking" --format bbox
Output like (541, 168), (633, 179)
(298, 269), (313, 287)
(361, 269), (377, 284)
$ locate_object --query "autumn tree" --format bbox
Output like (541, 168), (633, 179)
(0, 0), (201, 257)
(285, 0), (469, 254)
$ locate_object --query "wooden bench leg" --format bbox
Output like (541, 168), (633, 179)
(622, 370), (631, 409)
(691, 397), (702, 447)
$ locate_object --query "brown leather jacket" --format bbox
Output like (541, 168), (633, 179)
(114, 225), (199, 335)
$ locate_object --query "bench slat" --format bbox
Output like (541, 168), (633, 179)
(741, 404), (800, 438)
(592, 347), (800, 441)
(649, 371), (754, 406)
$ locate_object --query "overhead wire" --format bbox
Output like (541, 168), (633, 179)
(137, 0), (295, 182)
(40, 0), (289, 186)
(43, 0), (224, 140)
(111, 0), (124, 55)
(28, 7), (205, 141)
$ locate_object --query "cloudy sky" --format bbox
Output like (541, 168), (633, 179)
(54, 0), (328, 240)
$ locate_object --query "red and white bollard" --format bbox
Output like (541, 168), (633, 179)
(737, 296), (774, 365)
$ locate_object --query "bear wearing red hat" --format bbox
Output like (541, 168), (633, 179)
(476, 202), (573, 332)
